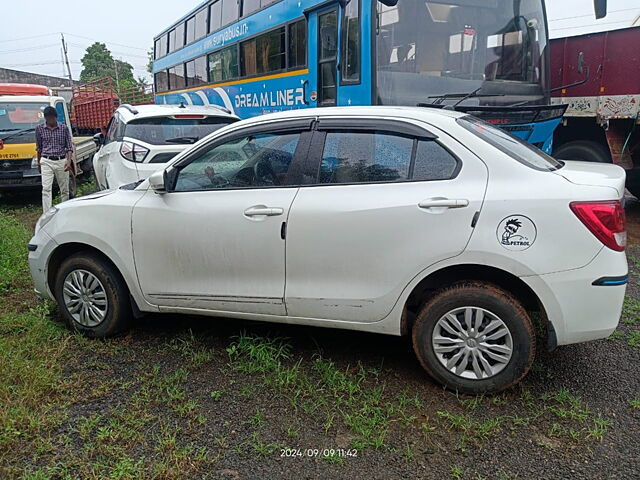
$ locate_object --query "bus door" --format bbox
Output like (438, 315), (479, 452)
(315, 7), (339, 106)
(308, 0), (368, 108)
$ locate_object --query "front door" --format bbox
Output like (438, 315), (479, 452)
(132, 127), (310, 316)
(316, 8), (339, 106)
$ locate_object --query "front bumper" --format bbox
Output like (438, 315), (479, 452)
(522, 247), (627, 346)
(0, 169), (41, 189)
(28, 229), (58, 301)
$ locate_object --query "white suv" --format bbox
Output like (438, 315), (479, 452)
(93, 104), (238, 189)
(29, 107), (627, 394)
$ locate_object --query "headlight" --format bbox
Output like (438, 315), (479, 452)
(31, 157), (39, 168)
(35, 206), (58, 234)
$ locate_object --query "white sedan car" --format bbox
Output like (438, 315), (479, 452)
(92, 104), (238, 190)
(29, 107), (627, 394)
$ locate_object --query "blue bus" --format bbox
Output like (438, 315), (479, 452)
(152, 0), (576, 153)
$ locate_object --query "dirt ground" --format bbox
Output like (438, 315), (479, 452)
(0, 188), (638, 480)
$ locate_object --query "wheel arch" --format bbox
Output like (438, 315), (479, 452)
(46, 242), (143, 315)
(401, 263), (547, 337)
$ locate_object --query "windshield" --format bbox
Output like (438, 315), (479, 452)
(457, 115), (561, 171)
(124, 116), (237, 145)
(376, 0), (548, 108)
(0, 102), (48, 144)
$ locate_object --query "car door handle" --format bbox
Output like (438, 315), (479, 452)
(244, 206), (285, 217)
(418, 198), (469, 209)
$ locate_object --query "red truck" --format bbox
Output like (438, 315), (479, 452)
(550, 25), (640, 195)
(71, 77), (154, 135)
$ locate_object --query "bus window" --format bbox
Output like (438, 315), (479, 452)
(155, 35), (168, 59)
(241, 27), (285, 77)
(175, 22), (185, 50)
(186, 16), (196, 45)
(242, 0), (260, 17)
(288, 20), (307, 69)
(195, 56), (208, 84)
(168, 29), (176, 53)
(195, 7), (208, 40)
(221, 0), (239, 27)
(209, 46), (239, 82)
(209, 0), (222, 33)
(186, 58), (208, 87)
(341, 0), (360, 83)
(168, 65), (186, 90)
(155, 70), (169, 92)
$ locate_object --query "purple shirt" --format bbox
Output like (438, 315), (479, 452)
(35, 123), (73, 158)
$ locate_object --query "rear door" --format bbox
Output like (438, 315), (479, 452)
(285, 117), (488, 322)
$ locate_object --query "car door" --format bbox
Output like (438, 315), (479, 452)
(285, 117), (488, 322)
(131, 119), (313, 316)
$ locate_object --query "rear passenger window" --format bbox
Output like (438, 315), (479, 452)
(413, 140), (458, 181)
(319, 131), (413, 184)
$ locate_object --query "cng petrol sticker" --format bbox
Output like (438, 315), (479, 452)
(497, 215), (537, 251)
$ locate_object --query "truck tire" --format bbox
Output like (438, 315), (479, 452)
(411, 282), (535, 394)
(553, 140), (611, 163)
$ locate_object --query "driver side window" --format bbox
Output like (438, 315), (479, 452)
(173, 132), (301, 192)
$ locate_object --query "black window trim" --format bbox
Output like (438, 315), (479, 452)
(316, 118), (437, 139)
(166, 118), (316, 193)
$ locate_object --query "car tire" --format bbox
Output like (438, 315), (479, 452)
(411, 282), (535, 394)
(553, 140), (611, 163)
(54, 252), (132, 338)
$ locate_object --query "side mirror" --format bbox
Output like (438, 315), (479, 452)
(93, 132), (104, 147)
(148, 169), (166, 193)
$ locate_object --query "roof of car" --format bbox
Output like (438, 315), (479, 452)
(116, 104), (238, 123)
(236, 106), (467, 128)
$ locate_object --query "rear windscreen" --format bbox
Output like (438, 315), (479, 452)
(124, 116), (237, 145)
(457, 116), (562, 171)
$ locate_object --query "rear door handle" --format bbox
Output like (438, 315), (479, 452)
(418, 198), (469, 209)
(244, 206), (284, 217)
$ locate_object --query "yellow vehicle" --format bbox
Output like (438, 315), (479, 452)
(0, 84), (96, 190)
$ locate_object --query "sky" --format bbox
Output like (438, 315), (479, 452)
(1, 0), (639, 82)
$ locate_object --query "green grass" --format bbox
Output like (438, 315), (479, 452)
(0, 212), (31, 294)
(627, 332), (640, 348)
(225, 333), (414, 450)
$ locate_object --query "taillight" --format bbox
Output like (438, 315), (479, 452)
(570, 201), (626, 251)
(120, 141), (149, 163)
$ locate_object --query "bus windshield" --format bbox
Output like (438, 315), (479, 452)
(376, 0), (548, 108)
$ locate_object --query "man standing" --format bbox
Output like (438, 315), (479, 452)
(36, 106), (73, 212)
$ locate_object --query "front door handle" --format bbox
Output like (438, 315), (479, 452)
(418, 198), (469, 209)
(244, 206), (284, 217)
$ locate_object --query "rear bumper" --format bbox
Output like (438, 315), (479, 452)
(521, 247), (627, 346)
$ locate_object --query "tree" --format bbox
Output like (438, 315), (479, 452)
(80, 42), (137, 89)
(147, 48), (154, 74)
